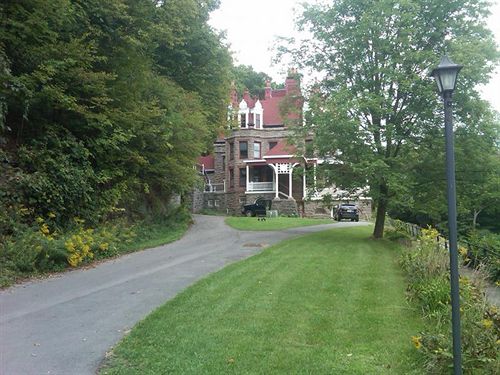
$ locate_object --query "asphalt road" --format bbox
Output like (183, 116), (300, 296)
(0, 215), (368, 375)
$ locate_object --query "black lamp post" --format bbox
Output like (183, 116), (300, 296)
(430, 55), (463, 375)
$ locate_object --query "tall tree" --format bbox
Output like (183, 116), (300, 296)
(0, 0), (232, 224)
(283, 0), (498, 237)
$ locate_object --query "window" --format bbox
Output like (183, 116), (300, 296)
(239, 168), (246, 187)
(240, 113), (246, 127)
(239, 141), (248, 159)
(253, 142), (261, 159)
(229, 142), (234, 160)
(255, 113), (261, 128)
(207, 200), (213, 207)
(222, 155), (226, 171)
(229, 168), (234, 188)
(269, 141), (277, 150)
(214, 200), (220, 207)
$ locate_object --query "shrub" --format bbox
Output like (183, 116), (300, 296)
(464, 231), (500, 282)
(401, 228), (499, 373)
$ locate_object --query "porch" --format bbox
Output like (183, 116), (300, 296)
(244, 162), (307, 200)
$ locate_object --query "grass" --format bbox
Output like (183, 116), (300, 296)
(100, 226), (423, 374)
(225, 216), (333, 231)
(120, 219), (189, 253)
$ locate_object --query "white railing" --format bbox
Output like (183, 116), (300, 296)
(205, 181), (226, 192)
(247, 181), (274, 192)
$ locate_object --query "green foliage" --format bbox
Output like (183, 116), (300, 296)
(231, 64), (272, 99)
(465, 231), (500, 282)
(0, 206), (190, 287)
(0, 0), (232, 229)
(401, 228), (499, 373)
(281, 0), (499, 238)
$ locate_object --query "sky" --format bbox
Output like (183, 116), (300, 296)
(209, 0), (500, 112)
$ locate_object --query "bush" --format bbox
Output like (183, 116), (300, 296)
(0, 206), (191, 287)
(401, 228), (500, 374)
(0, 214), (133, 286)
(464, 231), (500, 283)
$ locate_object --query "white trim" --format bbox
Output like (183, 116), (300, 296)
(264, 155), (294, 159)
(246, 164), (249, 191)
(245, 191), (275, 194)
(242, 159), (266, 163)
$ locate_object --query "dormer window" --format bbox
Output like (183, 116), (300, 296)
(253, 100), (263, 129)
(240, 114), (247, 127)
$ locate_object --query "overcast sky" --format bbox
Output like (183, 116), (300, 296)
(209, 0), (500, 112)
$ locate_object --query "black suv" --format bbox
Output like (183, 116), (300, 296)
(334, 203), (359, 222)
(242, 197), (270, 217)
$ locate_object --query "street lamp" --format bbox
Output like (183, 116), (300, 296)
(430, 55), (463, 375)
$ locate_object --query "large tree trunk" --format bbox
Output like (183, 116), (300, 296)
(373, 183), (389, 239)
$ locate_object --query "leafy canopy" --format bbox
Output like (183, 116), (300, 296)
(281, 0), (498, 237)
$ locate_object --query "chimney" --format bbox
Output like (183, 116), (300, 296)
(285, 68), (299, 94)
(265, 79), (272, 99)
(243, 88), (251, 103)
(230, 81), (238, 106)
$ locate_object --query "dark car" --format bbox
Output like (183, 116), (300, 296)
(334, 203), (359, 222)
(242, 197), (270, 217)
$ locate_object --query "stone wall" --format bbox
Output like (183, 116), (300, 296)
(188, 188), (204, 213)
(302, 200), (331, 218)
(203, 192), (227, 213)
(303, 198), (373, 220)
(271, 198), (298, 216)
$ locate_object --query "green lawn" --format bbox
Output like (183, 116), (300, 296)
(225, 216), (333, 231)
(100, 227), (423, 374)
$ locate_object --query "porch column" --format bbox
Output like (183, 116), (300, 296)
(288, 169), (293, 198)
(269, 164), (278, 199)
(313, 164), (317, 192)
(246, 164), (249, 192)
(303, 166), (306, 199)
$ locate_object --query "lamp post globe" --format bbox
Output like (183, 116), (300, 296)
(430, 55), (463, 95)
(430, 55), (463, 375)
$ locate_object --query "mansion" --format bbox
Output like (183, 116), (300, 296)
(191, 71), (371, 219)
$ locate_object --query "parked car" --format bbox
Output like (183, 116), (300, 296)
(242, 197), (270, 217)
(334, 203), (359, 222)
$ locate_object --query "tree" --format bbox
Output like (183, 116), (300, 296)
(388, 105), (500, 234)
(231, 65), (272, 99)
(282, 0), (498, 237)
(0, 0), (232, 224)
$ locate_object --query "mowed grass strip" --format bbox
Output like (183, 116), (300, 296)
(225, 216), (333, 231)
(100, 227), (422, 374)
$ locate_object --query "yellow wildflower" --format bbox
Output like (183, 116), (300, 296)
(18, 207), (30, 216)
(40, 223), (50, 236)
(411, 336), (422, 349)
(481, 319), (493, 329)
(36, 217), (44, 224)
(48, 212), (56, 218)
(99, 243), (109, 251)
(459, 276), (470, 285)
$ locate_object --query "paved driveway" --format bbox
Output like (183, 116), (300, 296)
(0, 215), (368, 375)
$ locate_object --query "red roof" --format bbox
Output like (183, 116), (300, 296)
(198, 155), (215, 170)
(264, 140), (297, 157)
(262, 96), (283, 126)
(230, 76), (302, 127)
